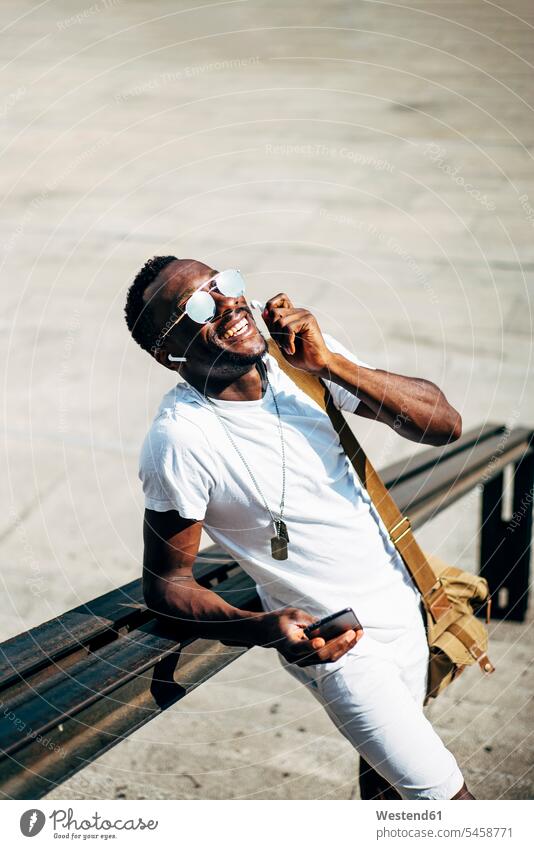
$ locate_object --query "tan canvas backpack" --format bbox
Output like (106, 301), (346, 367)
(267, 339), (495, 702)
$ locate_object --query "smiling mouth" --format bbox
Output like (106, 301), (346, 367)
(217, 309), (254, 341)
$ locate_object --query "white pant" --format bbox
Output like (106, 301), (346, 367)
(280, 602), (465, 800)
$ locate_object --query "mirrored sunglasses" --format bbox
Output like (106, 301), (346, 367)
(161, 269), (246, 338)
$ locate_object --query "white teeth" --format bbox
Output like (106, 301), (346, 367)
(223, 317), (249, 339)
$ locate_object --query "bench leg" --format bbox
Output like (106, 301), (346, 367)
(359, 757), (401, 800)
(479, 449), (533, 622)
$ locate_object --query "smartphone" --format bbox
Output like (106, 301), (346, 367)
(304, 607), (362, 641)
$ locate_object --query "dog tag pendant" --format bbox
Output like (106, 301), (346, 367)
(271, 520), (289, 561)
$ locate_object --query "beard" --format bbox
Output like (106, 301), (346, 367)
(209, 332), (268, 374)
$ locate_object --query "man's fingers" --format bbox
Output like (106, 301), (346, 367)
(287, 636), (324, 664)
(290, 635), (324, 652)
(265, 307), (309, 327)
(328, 628), (357, 650)
(266, 308), (310, 356)
(264, 293), (294, 315)
(293, 629), (361, 666)
(265, 306), (305, 317)
(314, 629), (358, 663)
(270, 326), (295, 356)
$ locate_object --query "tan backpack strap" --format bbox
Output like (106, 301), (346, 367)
(267, 338), (452, 622)
(266, 339), (329, 409)
(447, 622), (495, 673)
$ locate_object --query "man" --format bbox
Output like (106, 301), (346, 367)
(125, 255), (473, 800)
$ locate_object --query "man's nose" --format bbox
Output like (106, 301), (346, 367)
(213, 289), (244, 315)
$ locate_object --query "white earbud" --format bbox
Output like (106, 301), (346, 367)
(168, 354), (187, 362)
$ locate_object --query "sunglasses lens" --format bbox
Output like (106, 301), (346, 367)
(186, 290), (216, 323)
(215, 269), (245, 298)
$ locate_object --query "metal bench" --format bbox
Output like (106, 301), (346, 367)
(1, 422), (532, 799)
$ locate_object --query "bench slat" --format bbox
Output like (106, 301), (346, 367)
(0, 570), (257, 758)
(0, 638), (250, 800)
(0, 555), (234, 691)
(378, 421), (505, 485)
(392, 427), (532, 522)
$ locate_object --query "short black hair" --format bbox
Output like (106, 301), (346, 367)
(124, 255), (177, 354)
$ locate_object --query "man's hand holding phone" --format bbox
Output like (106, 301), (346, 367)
(260, 607), (364, 667)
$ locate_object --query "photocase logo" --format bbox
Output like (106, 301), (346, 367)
(20, 809), (46, 837)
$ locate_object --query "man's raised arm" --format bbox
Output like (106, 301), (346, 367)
(321, 354), (462, 447)
(263, 293), (462, 447)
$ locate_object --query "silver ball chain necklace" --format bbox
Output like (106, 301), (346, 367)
(203, 361), (290, 561)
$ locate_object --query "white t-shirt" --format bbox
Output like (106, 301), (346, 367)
(139, 334), (420, 634)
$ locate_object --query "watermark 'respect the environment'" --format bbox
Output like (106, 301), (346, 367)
(115, 57), (261, 101)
